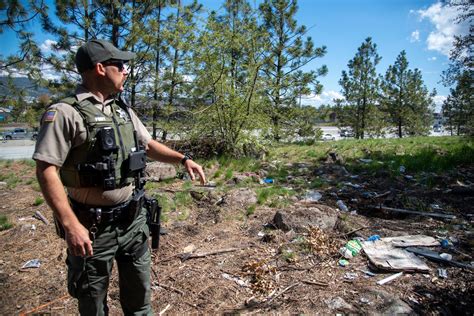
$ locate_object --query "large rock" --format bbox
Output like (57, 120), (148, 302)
(273, 205), (338, 232)
(145, 161), (177, 182)
(224, 188), (257, 208)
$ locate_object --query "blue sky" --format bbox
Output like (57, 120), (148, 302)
(1, 0), (468, 110)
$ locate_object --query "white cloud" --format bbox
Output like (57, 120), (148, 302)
(433, 95), (447, 112)
(417, 3), (469, 57)
(428, 56), (437, 61)
(410, 30), (420, 42)
(40, 39), (57, 53)
(301, 90), (344, 107)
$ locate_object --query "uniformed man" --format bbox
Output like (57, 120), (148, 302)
(33, 39), (206, 315)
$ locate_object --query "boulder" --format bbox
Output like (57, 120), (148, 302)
(273, 205), (338, 232)
(224, 188), (257, 208)
(145, 161), (177, 181)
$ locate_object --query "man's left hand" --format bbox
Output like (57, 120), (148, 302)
(183, 159), (206, 185)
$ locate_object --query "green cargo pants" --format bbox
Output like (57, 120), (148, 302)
(66, 207), (152, 316)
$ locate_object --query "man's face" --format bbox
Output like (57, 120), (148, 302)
(101, 60), (128, 93)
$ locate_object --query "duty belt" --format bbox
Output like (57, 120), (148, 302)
(69, 198), (132, 224)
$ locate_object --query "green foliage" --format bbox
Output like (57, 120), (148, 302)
(33, 197), (44, 206)
(259, 0), (327, 141)
(0, 172), (20, 189)
(246, 204), (256, 216)
(338, 37), (383, 139)
(442, 70), (474, 136)
(382, 51), (434, 137)
(256, 186), (293, 205)
(0, 215), (13, 231)
(272, 136), (473, 175)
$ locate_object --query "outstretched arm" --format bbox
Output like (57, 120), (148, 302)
(145, 139), (206, 185)
(36, 160), (93, 257)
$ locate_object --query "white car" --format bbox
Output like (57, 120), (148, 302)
(322, 133), (336, 141)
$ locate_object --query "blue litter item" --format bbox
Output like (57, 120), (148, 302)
(263, 178), (274, 184)
(367, 235), (381, 242)
(440, 239), (450, 248)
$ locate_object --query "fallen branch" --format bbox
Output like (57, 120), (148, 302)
(178, 247), (240, 261)
(339, 225), (369, 237)
(153, 281), (185, 295)
(301, 279), (329, 287)
(369, 205), (456, 220)
(266, 282), (300, 304)
(19, 294), (69, 316)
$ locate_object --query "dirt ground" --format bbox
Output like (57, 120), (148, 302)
(0, 159), (473, 315)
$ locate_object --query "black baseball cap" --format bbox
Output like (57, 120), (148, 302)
(75, 39), (136, 73)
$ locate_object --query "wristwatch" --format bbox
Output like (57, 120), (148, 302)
(180, 154), (191, 165)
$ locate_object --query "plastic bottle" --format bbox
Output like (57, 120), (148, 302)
(336, 200), (349, 212)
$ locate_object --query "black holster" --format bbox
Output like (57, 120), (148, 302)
(145, 197), (161, 249)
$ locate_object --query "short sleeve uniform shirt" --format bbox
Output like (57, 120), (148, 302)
(33, 85), (152, 206)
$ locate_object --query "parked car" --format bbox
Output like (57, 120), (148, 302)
(322, 133), (336, 141)
(339, 129), (354, 137)
(2, 128), (38, 140)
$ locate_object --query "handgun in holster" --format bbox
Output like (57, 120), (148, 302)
(145, 197), (161, 250)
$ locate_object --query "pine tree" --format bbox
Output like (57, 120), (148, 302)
(382, 51), (434, 137)
(259, 0), (327, 141)
(338, 37), (382, 139)
(442, 71), (474, 135)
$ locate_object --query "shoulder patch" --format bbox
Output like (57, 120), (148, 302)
(44, 110), (57, 122)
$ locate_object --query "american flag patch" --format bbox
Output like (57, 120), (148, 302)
(44, 110), (57, 122)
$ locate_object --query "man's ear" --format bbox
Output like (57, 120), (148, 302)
(95, 63), (107, 76)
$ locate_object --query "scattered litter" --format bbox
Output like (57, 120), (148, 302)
(430, 204), (442, 210)
(404, 175), (414, 181)
(33, 210), (50, 225)
(338, 259), (349, 267)
(440, 239), (451, 248)
(406, 247), (474, 269)
(257, 231), (265, 237)
(344, 182), (362, 189)
(336, 200), (349, 212)
(369, 205), (456, 220)
(361, 191), (377, 199)
(344, 272), (358, 280)
(339, 239), (362, 259)
(377, 272), (403, 285)
(21, 259), (41, 269)
(262, 178), (274, 184)
(362, 241), (430, 272)
(222, 273), (249, 287)
(359, 269), (376, 277)
(382, 235), (439, 247)
(301, 190), (322, 202)
(359, 158), (372, 163)
(440, 253), (453, 261)
(438, 268), (448, 279)
(360, 297), (371, 304)
(399, 166), (406, 173)
(367, 235), (381, 242)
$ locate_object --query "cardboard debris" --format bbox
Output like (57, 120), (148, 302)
(362, 241), (430, 272)
(381, 235), (439, 247)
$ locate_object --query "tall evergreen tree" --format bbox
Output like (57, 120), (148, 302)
(338, 37), (382, 139)
(442, 70), (474, 135)
(259, 0), (327, 141)
(382, 51), (434, 137)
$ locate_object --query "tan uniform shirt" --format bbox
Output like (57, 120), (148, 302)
(33, 85), (152, 206)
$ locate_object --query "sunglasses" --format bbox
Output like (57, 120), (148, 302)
(101, 60), (125, 72)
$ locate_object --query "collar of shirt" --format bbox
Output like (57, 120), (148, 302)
(75, 85), (116, 115)
(75, 85), (115, 106)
